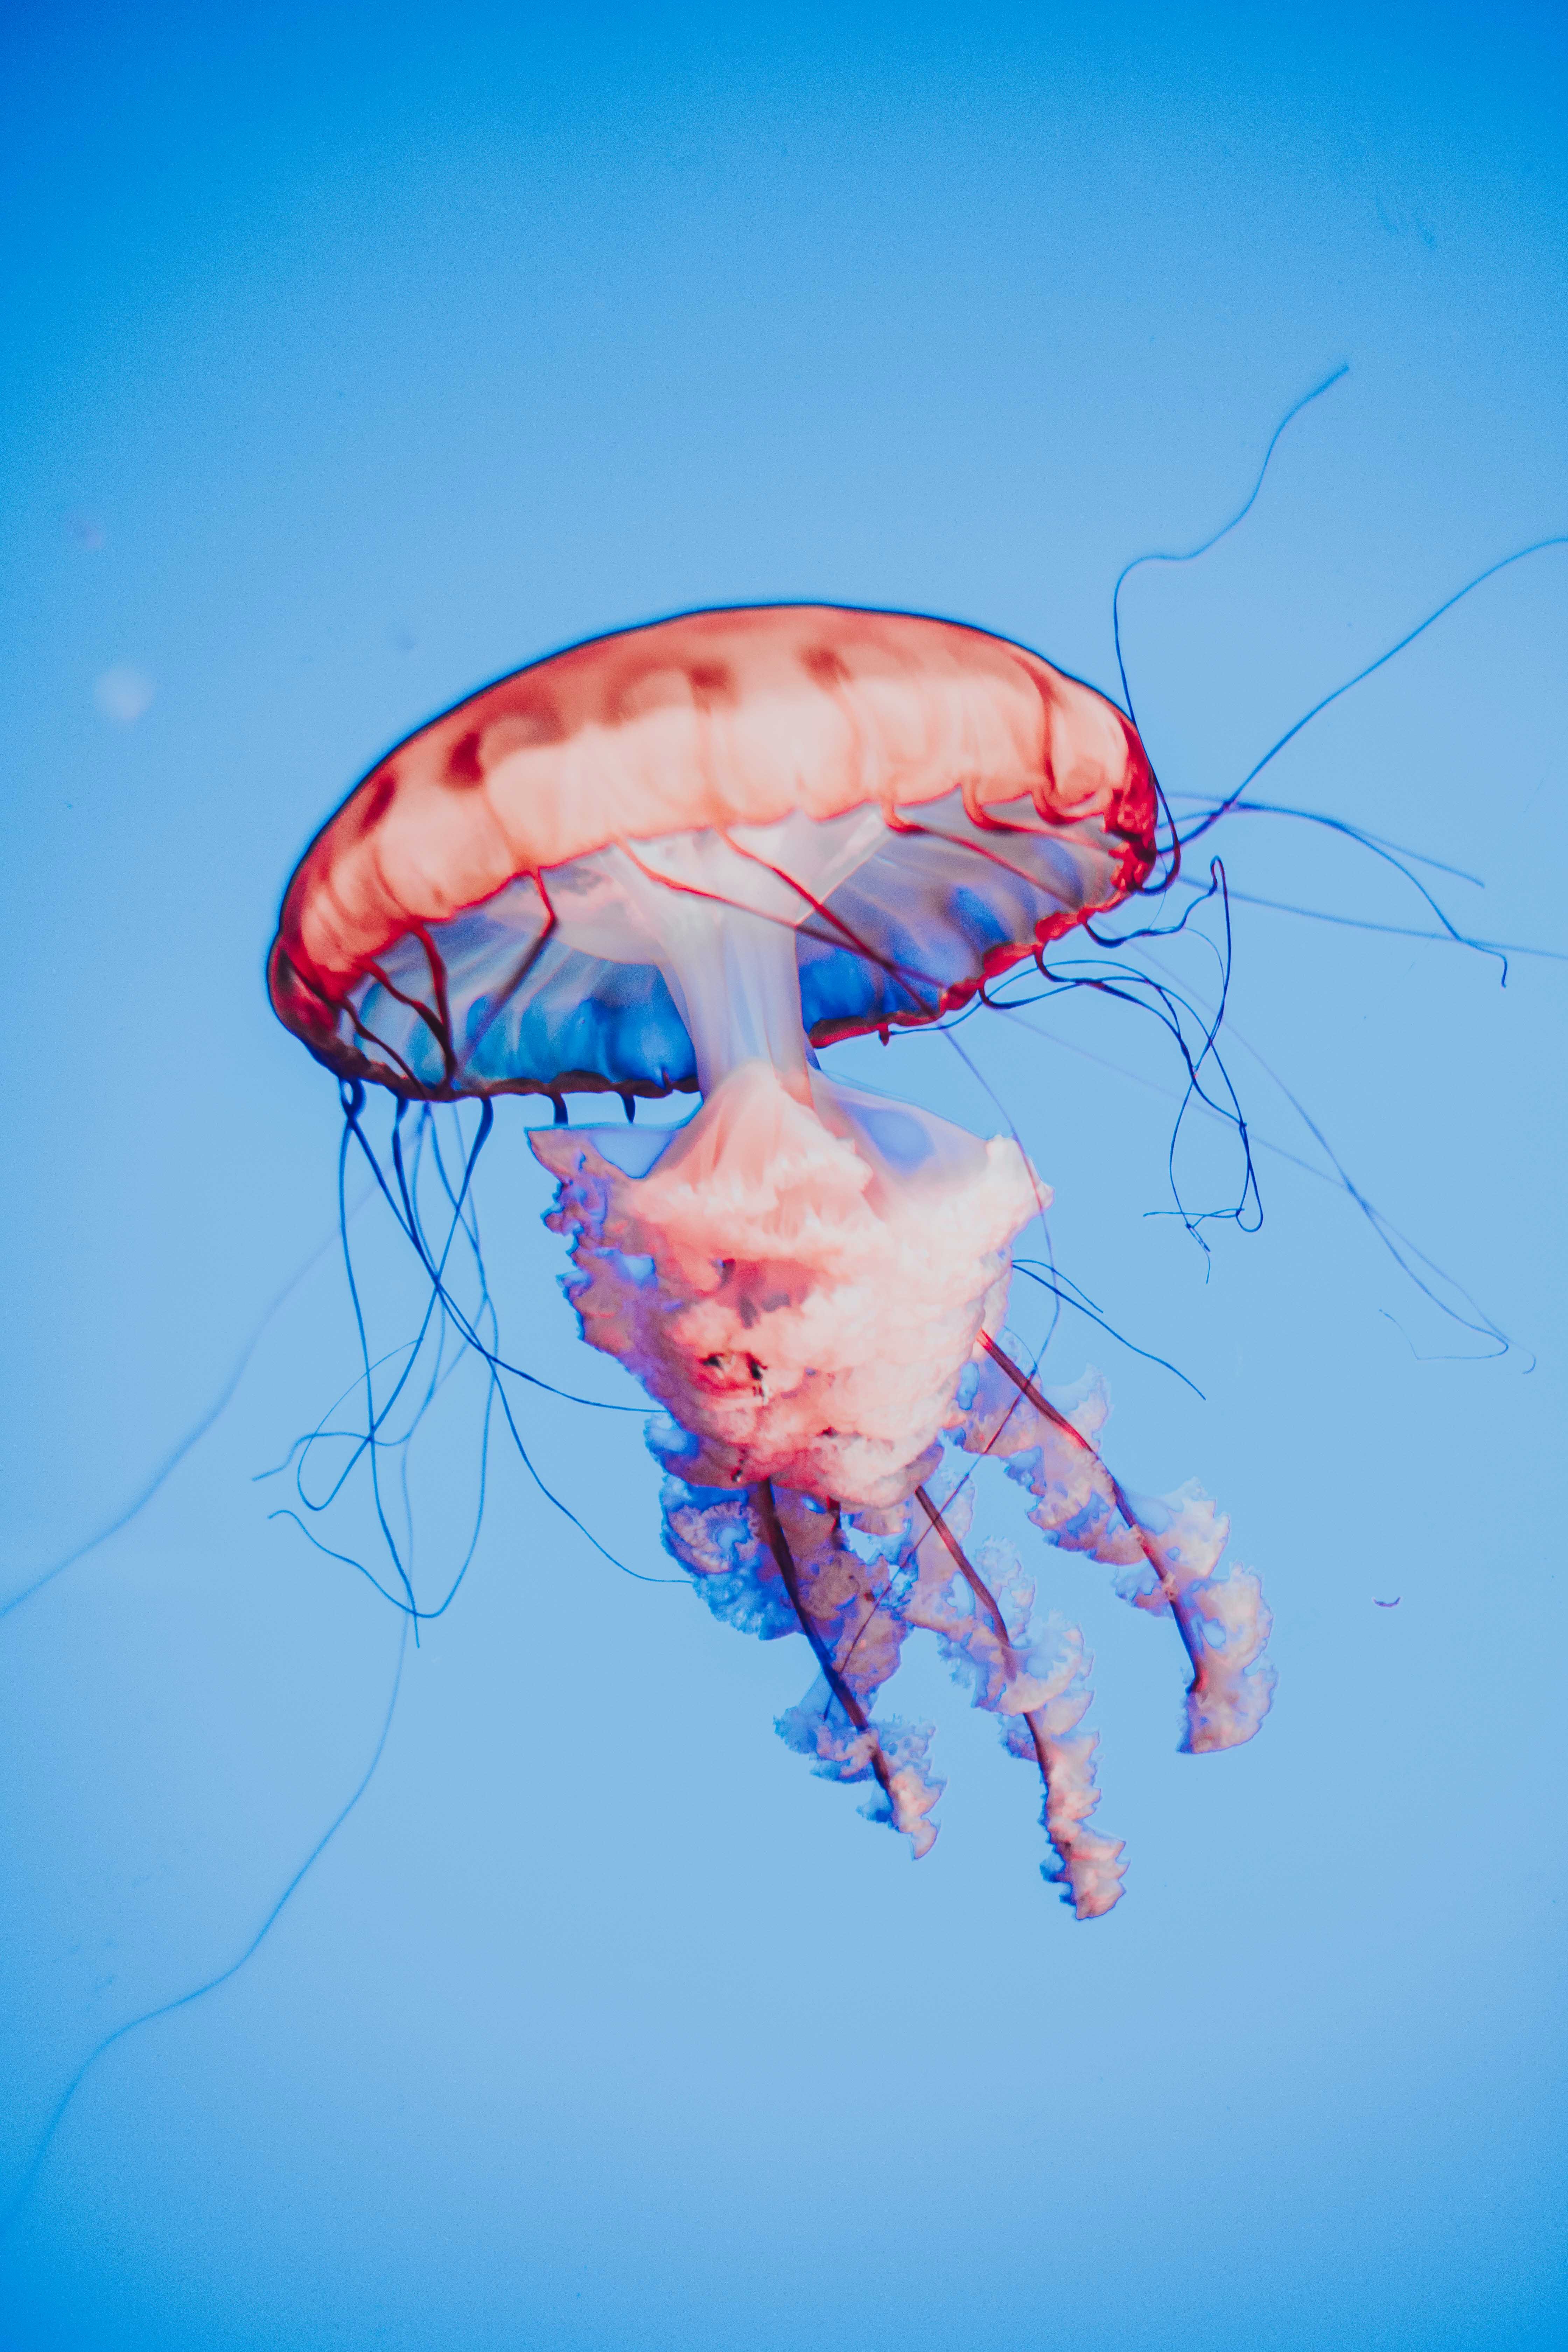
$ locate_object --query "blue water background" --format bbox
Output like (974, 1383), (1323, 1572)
(1, 6), (1564, 2346)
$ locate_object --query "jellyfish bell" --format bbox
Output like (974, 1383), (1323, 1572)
(268, 604), (1153, 1092)
(270, 603), (1274, 1916)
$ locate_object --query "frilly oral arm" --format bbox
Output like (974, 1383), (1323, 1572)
(906, 1486), (1125, 1918)
(970, 1335), (1275, 1754)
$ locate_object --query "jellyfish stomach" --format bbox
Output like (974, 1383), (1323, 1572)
(538, 1063), (1041, 1508)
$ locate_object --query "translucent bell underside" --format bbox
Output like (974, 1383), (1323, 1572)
(342, 788), (1124, 1097)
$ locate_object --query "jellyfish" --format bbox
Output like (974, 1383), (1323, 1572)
(268, 605), (1276, 1917)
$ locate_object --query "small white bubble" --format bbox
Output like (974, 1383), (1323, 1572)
(93, 665), (155, 725)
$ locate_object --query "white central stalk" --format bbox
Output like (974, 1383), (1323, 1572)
(544, 805), (892, 1098)
(641, 894), (811, 1097)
